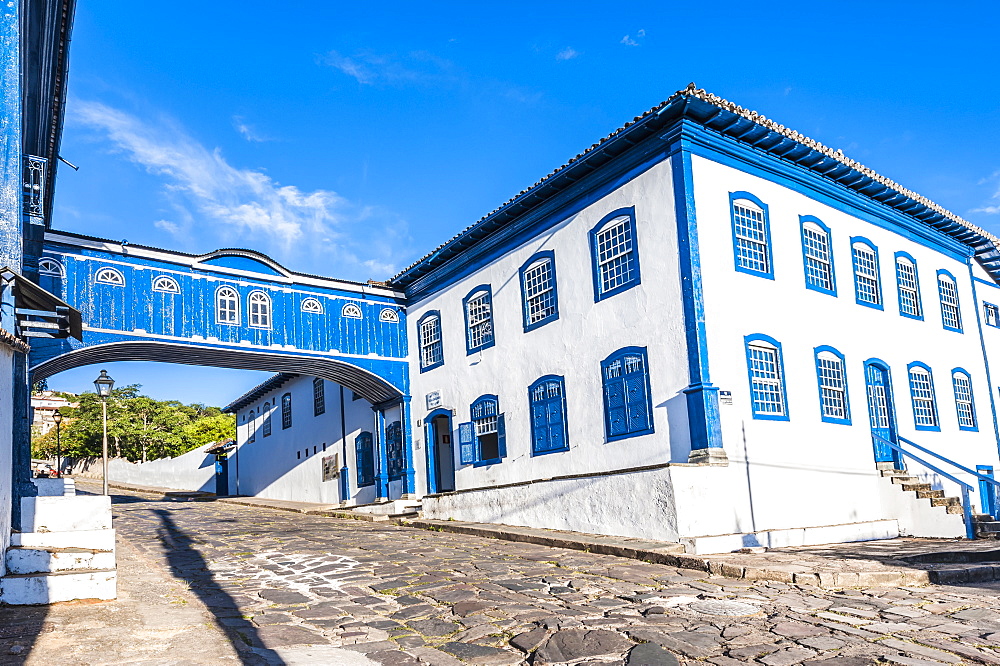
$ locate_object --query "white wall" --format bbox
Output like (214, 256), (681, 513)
(0, 345), (13, 576)
(75, 446), (217, 492)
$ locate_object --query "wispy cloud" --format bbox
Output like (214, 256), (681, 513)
(232, 116), (272, 143)
(556, 47), (579, 61)
(621, 28), (646, 47)
(972, 171), (1000, 215)
(71, 100), (409, 278)
(323, 49), (456, 87)
(973, 205), (1000, 215)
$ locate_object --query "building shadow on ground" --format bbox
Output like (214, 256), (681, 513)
(0, 603), (50, 664)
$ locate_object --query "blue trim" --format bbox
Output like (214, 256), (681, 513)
(355, 431), (375, 487)
(907, 361), (941, 432)
(863, 358), (901, 465)
(375, 409), (389, 498)
(462, 285), (496, 355)
(424, 407), (453, 495)
(729, 191), (774, 280)
(983, 302), (1000, 328)
(470, 394), (504, 466)
(850, 236), (884, 311)
(936, 269), (964, 333)
(968, 264), (1000, 455)
(672, 152), (723, 454)
(975, 276), (1000, 289)
(813, 345), (851, 425)
(744, 334), (790, 421)
(529, 374), (570, 456)
(951, 366), (979, 433)
(589, 207), (642, 302)
(519, 250), (560, 332)
(280, 392), (292, 429)
(893, 251), (924, 321)
(799, 216), (836, 296)
(416, 309), (444, 372)
(600, 346), (655, 441)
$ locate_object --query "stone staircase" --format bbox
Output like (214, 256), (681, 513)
(879, 464), (1000, 539)
(0, 495), (117, 604)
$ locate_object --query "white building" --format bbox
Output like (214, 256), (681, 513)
(223, 85), (1000, 553)
(30, 391), (77, 436)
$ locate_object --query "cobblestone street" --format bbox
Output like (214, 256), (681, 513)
(11, 486), (1000, 665)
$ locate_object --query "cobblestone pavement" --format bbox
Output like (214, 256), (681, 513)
(97, 487), (1000, 664)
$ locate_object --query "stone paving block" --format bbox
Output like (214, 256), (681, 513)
(880, 638), (962, 663)
(796, 635), (845, 651)
(772, 621), (827, 639)
(438, 642), (524, 665)
(625, 642), (680, 665)
(759, 646), (818, 666)
(533, 629), (633, 664)
(343, 641), (401, 653)
(408, 646), (466, 666)
(726, 642), (783, 660)
(367, 649), (422, 665)
(916, 638), (1000, 665)
(509, 627), (547, 653)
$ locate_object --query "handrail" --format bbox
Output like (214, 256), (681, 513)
(897, 436), (1000, 489)
(870, 434), (973, 490)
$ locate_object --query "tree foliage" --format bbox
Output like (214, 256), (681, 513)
(31, 385), (235, 462)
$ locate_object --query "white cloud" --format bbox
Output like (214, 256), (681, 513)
(556, 47), (579, 61)
(972, 205), (1000, 215)
(71, 100), (410, 278)
(323, 50), (455, 87)
(621, 29), (646, 46)
(232, 116), (271, 143)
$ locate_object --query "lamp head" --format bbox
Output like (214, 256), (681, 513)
(93, 369), (115, 398)
(52, 410), (62, 424)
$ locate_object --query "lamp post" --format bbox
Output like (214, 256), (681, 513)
(93, 370), (115, 496)
(52, 410), (63, 479)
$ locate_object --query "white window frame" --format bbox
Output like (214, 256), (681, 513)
(216, 286), (240, 325)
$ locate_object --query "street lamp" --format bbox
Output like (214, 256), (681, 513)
(93, 369), (115, 496)
(52, 410), (62, 480)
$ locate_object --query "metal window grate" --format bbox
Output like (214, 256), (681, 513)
(938, 276), (962, 330)
(853, 243), (881, 305)
(466, 292), (494, 350)
(749, 345), (785, 415)
(802, 224), (833, 291)
(419, 315), (443, 368)
(596, 217), (636, 293)
(896, 258), (921, 317)
(523, 259), (557, 324)
(953, 373), (976, 428)
(817, 354), (847, 419)
(733, 201), (769, 274)
(23, 155), (46, 221)
(908, 368), (938, 427)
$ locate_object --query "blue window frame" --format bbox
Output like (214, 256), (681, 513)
(469, 395), (506, 466)
(529, 375), (569, 455)
(313, 378), (325, 416)
(851, 237), (882, 309)
(907, 362), (940, 431)
(262, 401), (271, 437)
(951, 368), (978, 432)
(799, 216), (836, 295)
(590, 207), (641, 301)
(281, 392), (292, 430)
(462, 286), (495, 354)
(936, 269), (963, 333)
(814, 346), (850, 425)
(744, 334), (789, 421)
(894, 252), (923, 320)
(417, 310), (444, 372)
(730, 192), (773, 280)
(247, 410), (256, 443)
(386, 421), (404, 479)
(984, 303), (1000, 328)
(520, 251), (559, 332)
(355, 431), (375, 486)
(601, 347), (654, 440)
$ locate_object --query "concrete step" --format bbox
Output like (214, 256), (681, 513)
(0, 568), (116, 604)
(876, 462), (903, 472)
(12, 529), (116, 551)
(974, 521), (1000, 533)
(902, 482), (933, 493)
(21, 495), (111, 533)
(5, 546), (115, 574)
(915, 489), (945, 499)
(946, 504), (964, 515)
(891, 476), (918, 485)
(931, 497), (961, 508)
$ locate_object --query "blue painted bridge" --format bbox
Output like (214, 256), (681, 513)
(29, 230), (409, 405)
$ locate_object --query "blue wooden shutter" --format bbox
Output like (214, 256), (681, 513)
(605, 374), (627, 436)
(547, 398), (565, 450)
(458, 422), (475, 464)
(625, 371), (649, 431)
(531, 398), (548, 452)
(497, 414), (507, 459)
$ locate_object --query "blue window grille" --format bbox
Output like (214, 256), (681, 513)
(386, 421), (404, 479)
(462, 286), (495, 354)
(984, 303), (1000, 328)
(313, 378), (325, 416)
(216, 286), (240, 325)
(744, 334), (789, 421)
(851, 238), (882, 309)
(894, 252), (922, 320)
(590, 208), (641, 301)
(262, 401), (271, 437)
(799, 217), (835, 295)
(937, 270), (962, 332)
(730, 192), (773, 279)
(355, 431), (375, 486)
(417, 310), (444, 371)
(814, 346), (850, 425)
(281, 392), (292, 430)
(907, 362), (939, 431)
(952, 369), (977, 431)
(529, 375), (569, 455)
(520, 251), (559, 331)
(601, 347), (654, 440)
(469, 395), (506, 465)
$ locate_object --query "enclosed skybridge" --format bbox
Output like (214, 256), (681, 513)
(28, 230), (409, 405)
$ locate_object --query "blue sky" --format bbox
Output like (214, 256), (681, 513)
(47, 1), (1000, 405)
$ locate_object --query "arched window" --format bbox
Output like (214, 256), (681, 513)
(520, 251), (559, 331)
(745, 335), (788, 420)
(460, 395), (505, 465)
(799, 217), (835, 295)
(301, 297), (323, 314)
(262, 401), (272, 437)
(591, 208), (641, 300)
(463, 286), (494, 354)
(952, 369), (977, 431)
(342, 303), (363, 319)
(216, 286), (239, 325)
(730, 193), (772, 279)
(355, 432), (375, 487)
(418, 311), (444, 371)
(894, 253), (922, 319)
(247, 409), (256, 444)
(95, 267), (125, 286)
(601, 347), (654, 438)
(386, 421), (404, 480)
(152, 276), (180, 294)
(281, 392), (292, 429)
(907, 362), (939, 431)
(937, 270), (962, 332)
(851, 237), (882, 309)
(380, 308), (400, 323)
(814, 346), (850, 424)
(530, 375), (568, 454)
(313, 378), (325, 416)
(38, 258), (64, 277)
(248, 291), (271, 329)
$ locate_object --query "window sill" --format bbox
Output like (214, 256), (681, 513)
(607, 427), (654, 442)
(473, 457), (503, 468)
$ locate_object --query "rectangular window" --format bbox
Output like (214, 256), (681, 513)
(313, 378), (325, 416)
(281, 393), (292, 430)
(938, 274), (962, 331)
(419, 313), (444, 370)
(602, 348), (653, 439)
(816, 352), (849, 423)
(746, 339), (787, 419)
(522, 255), (558, 329)
(530, 377), (568, 454)
(896, 257), (922, 318)
(732, 200), (770, 276)
(355, 432), (374, 486)
(386, 421), (404, 480)
(953, 372), (977, 430)
(908, 367), (939, 430)
(801, 220), (834, 294)
(596, 219), (636, 293)
(262, 403), (271, 437)
(470, 397), (506, 465)
(985, 303), (1000, 328)
(464, 290), (494, 353)
(852, 242), (881, 307)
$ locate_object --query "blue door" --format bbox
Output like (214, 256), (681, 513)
(978, 465), (997, 519)
(865, 362), (901, 466)
(214, 456), (229, 496)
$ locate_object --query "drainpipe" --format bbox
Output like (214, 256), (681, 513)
(339, 386), (348, 504)
(374, 408), (388, 500)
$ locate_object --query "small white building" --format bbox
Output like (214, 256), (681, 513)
(30, 391), (77, 436)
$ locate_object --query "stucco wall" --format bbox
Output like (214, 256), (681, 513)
(74, 446), (218, 492)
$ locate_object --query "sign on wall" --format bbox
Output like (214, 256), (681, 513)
(426, 391), (441, 410)
(322, 453), (340, 482)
